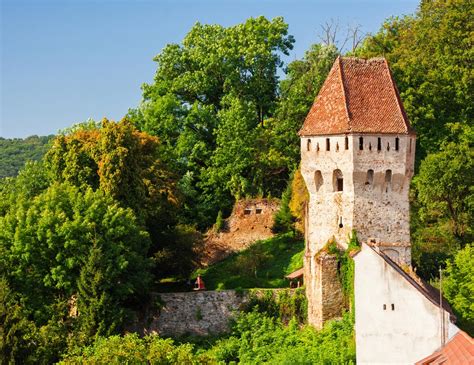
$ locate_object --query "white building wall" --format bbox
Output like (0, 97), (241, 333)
(354, 244), (459, 365)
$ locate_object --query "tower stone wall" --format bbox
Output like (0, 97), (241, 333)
(301, 133), (415, 327)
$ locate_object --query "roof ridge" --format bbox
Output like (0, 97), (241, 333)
(366, 244), (455, 320)
(337, 56), (352, 131)
(383, 58), (411, 133)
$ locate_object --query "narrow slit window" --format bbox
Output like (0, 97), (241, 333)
(377, 137), (382, 151)
(316, 143), (320, 152)
(336, 142), (339, 152)
(369, 142), (372, 151)
(326, 138), (330, 151)
(345, 136), (349, 150)
(385, 170), (392, 192)
(383, 304), (387, 310)
(387, 142), (390, 151)
(395, 137), (399, 151)
(366, 169), (374, 185)
(391, 304), (395, 311)
(409, 139), (412, 153)
(315, 170), (323, 192)
(359, 137), (364, 150)
(333, 169), (343, 192)
(307, 139), (311, 151)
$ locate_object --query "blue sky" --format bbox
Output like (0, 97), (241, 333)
(1, 0), (419, 138)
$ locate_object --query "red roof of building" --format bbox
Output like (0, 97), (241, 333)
(285, 268), (304, 279)
(299, 57), (415, 136)
(415, 331), (474, 365)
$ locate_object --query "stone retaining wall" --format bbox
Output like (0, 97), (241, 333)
(140, 290), (247, 337)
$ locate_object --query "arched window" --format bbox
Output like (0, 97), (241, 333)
(333, 169), (343, 192)
(326, 138), (330, 151)
(345, 136), (349, 150)
(307, 139), (311, 151)
(315, 170), (323, 192)
(395, 137), (400, 151)
(385, 169), (392, 192)
(366, 169), (374, 185)
(359, 137), (364, 150)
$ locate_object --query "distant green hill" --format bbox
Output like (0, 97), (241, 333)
(0, 135), (54, 178)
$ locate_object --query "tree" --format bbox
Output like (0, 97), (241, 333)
(272, 177), (297, 235)
(411, 124), (473, 278)
(129, 16), (295, 229)
(414, 124), (473, 243)
(45, 118), (179, 257)
(0, 183), (152, 342)
(444, 244), (474, 335)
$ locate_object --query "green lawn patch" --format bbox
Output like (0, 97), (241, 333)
(193, 233), (304, 290)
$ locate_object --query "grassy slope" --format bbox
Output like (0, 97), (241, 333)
(194, 233), (304, 290)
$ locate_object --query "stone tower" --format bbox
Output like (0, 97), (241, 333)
(299, 57), (416, 328)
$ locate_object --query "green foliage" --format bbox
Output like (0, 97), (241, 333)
(244, 288), (307, 324)
(289, 166), (309, 234)
(130, 16), (295, 229)
(194, 234), (304, 290)
(208, 310), (355, 364)
(152, 224), (203, 280)
(0, 182), (152, 359)
(412, 124), (473, 278)
(62, 310), (355, 364)
(0, 135), (53, 179)
(60, 333), (206, 364)
(214, 210), (224, 232)
(272, 176), (297, 235)
(443, 244), (474, 335)
(45, 118), (179, 227)
(0, 277), (38, 364)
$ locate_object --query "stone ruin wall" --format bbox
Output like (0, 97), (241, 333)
(305, 252), (345, 329)
(201, 198), (280, 266)
(131, 289), (299, 337)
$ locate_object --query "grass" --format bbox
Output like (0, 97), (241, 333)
(193, 233), (304, 290)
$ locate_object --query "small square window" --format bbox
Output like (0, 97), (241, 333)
(244, 209), (252, 215)
(255, 208), (262, 214)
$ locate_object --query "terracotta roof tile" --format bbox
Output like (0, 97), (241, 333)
(285, 268), (304, 279)
(299, 57), (415, 136)
(416, 331), (474, 365)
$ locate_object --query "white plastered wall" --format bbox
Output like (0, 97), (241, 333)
(354, 244), (459, 365)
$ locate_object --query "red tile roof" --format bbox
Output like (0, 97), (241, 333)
(285, 268), (304, 279)
(299, 57), (415, 136)
(415, 331), (474, 365)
